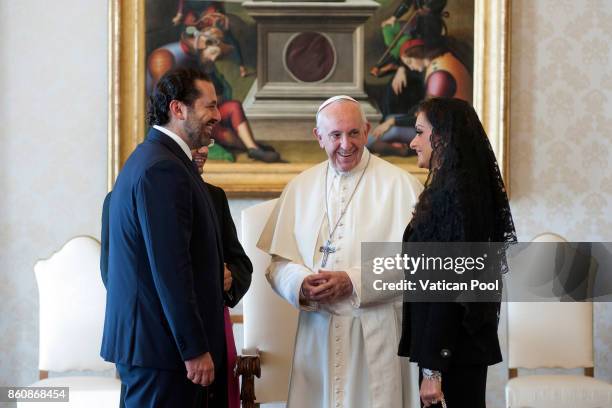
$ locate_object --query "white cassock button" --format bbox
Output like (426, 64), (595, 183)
(335, 323), (340, 328)
(336, 337), (340, 342)
(335, 376), (340, 381)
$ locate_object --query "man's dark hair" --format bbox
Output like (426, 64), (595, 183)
(146, 67), (211, 126)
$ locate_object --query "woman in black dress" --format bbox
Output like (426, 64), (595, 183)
(398, 97), (516, 407)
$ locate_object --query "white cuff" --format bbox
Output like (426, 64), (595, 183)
(266, 257), (317, 311)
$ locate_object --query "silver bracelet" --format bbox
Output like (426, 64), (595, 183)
(422, 368), (442, 382)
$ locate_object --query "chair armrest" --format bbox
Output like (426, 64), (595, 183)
(236, 351), (261, 408)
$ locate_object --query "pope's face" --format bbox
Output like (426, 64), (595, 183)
(410, 111), (434, 168)
(314, 102), (370, 172)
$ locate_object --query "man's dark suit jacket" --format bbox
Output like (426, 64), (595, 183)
(101, 180), (252, 408)
(100, 128), (226, 376)
(101, 186), (252, 307)
(204, 182), (252, 307)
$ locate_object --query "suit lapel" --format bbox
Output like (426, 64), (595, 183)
(146, 128), (194, 171)
(146, 128), (224, 258)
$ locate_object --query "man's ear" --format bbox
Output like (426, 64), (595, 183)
(364, 121), (372, 135)
(168, 100), (185, 121)
(313, 127), (324, 148)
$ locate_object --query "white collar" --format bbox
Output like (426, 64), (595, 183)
(153, 125), (193, 161)
(330, 148), (371, 177)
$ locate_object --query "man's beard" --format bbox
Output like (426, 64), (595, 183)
(185, 120), (212, 149)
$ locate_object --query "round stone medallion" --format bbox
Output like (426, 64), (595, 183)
(284, 32), (336, 83)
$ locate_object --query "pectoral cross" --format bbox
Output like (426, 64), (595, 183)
(319, 239), (336, 268)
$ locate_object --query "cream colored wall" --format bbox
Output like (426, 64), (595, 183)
(510, 0), (612, 239)
(510, 0), (611, 378)
(484, 0), (612, 406)
(0, 1), (610, 408)
(0, 0), (108, 393)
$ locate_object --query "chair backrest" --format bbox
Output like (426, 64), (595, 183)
(241, 199), (299, 403)
(507, 233), (594, 370)
(34, 236), (114, 372)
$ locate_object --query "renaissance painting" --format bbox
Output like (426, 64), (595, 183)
(110, 0), (509, 195)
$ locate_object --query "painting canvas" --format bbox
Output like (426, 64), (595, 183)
(109, 0), (509, 195)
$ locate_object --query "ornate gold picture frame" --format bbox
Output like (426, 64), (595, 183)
(108, 0), (510, 196)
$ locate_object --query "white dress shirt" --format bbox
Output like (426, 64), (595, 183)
(153, 125), (192, 161)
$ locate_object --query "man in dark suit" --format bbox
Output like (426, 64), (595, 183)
(101, 67), (227, 408)
(100, 175), (252, 305)
(101, 148), (253, 408)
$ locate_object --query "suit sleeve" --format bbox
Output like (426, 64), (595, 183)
(217, 188), (253, 307)
(419, 302), (463, 372)
(136, 160), (208, 361)
(100, 191), (112, 288)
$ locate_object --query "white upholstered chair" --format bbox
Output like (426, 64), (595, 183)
(19, 236), (121, 408)
(237, 199), (298, 408)
(505, 233), (612, 408)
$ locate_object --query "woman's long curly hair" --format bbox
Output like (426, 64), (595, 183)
(408, 98), (516, 245)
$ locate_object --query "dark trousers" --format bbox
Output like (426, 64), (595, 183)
(117, 363), (202, 408)
(116, 363), (228, 408)
(419, 365), (488, 408)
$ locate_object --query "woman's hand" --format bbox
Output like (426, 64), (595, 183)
(420, 377), (444, 407)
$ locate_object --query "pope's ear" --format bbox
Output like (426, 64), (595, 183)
(364, 121), (372, 135)
(313, 127), (324, 148)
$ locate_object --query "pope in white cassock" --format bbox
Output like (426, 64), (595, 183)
(257, 96), (423, 408)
